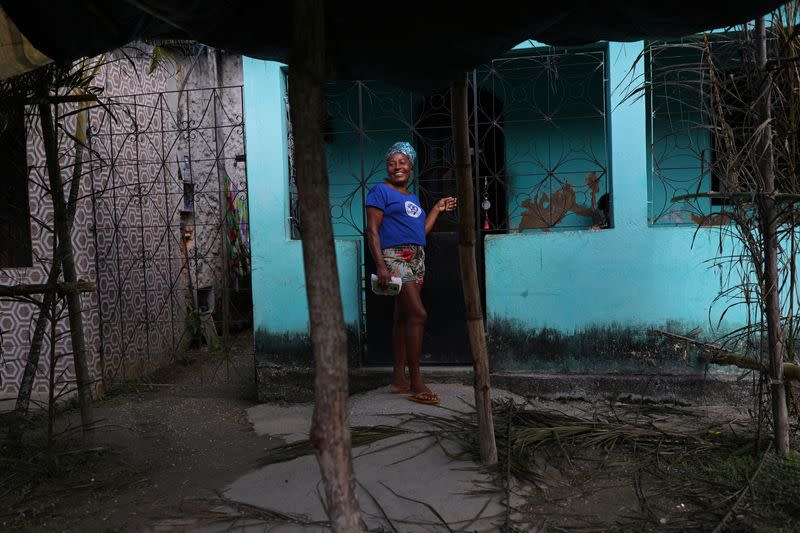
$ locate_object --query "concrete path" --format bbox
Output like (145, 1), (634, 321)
(155, 383), (524, 532)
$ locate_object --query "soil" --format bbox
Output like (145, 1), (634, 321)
(1, 330), (278, 532)
(1, 331), (798, 532)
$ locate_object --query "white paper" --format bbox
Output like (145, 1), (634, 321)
(370, 274), (402, 296)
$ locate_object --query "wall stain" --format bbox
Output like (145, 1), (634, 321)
(254, 325), (366, 402)
(254, 325), (361, 367)
(487, 316), (725, 373)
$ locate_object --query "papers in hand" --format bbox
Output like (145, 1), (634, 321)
(370, 274), (402, 296)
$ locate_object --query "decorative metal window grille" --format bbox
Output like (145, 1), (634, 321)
(286, 43), (611, 238)
(285, 90), (301, 239)
(646, 36), (745, 225)
(475, 45), (610, 232)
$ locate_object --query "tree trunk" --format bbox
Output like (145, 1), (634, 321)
(452, 72), (498, 466)
(39, 101), (94, 435)
(756, 17), (790, 455)
(288, 1), (362, 531)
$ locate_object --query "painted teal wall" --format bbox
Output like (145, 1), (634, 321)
(485, 42), (749, 372)
(243, 58), (361, 363)
(245, 43), (758, 373)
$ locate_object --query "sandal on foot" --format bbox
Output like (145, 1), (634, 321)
(407, 392), (441, 405)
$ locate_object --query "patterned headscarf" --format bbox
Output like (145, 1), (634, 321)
(385, 141), (417, 168)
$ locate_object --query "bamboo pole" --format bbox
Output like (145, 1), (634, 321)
(653, 329), (800, 381)
(755, 17), (790, 455)
(8, 239), (64, 443)
(452, 71), (498, 466)
(0, 281), (94, 297)
(39, 101), (94, 435)
(24, 95), (98, 104)
(673, 192), (800, 203)
(288, 0), (362, 530)
(213, 48), (231, 346)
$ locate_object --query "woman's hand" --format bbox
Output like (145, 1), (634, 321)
(377, 265), (393, 288)
(434, 197), (457, 213)
(425, 196), (457, 235)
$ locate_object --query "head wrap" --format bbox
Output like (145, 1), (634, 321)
(385, 141), (417, 168)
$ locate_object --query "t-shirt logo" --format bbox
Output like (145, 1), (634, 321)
(404, 201), (422, 218)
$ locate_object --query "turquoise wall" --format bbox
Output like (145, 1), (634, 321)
(485, 42), (749, 371)
(243, 58), (361, 363)
(245, 43), (757, 373)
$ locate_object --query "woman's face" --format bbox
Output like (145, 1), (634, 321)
(386, 153), (412, 187)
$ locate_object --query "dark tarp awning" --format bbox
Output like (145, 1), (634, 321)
(0, 0), (787, 88)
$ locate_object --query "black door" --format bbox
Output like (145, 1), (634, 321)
(363, 232), (469, 365)
(364, 85), (505, 365)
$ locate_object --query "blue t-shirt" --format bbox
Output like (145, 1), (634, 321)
(365, 182), (426, 248)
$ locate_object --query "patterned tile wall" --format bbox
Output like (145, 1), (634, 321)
(1, 47), (246, 405)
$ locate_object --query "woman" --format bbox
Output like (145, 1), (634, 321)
(365, 141), (457, 405)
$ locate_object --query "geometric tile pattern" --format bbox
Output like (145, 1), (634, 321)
(0, 48), (247, 401)
(0, 98), (106, 400)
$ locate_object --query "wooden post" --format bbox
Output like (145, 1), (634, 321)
(0, 281), (94, 297)
(11, 261), (63, 429)
(213, 48), (231, 346)
(756, 16), (790, 455)
(289, 0), (363, 530)
(39, 101), (94, 435)
(452, 72), (498, 466)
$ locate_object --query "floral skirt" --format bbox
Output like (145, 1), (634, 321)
(381, 245), (425, 285)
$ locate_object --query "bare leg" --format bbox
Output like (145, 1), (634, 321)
(397, 281), (434, 396)
(389, 298), (410, 392)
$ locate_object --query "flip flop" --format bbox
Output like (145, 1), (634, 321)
(407, 392), (441, 405)
(388, 384), (411, 394)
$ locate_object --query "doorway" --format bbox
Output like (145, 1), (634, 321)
(364, 84), (506, 365)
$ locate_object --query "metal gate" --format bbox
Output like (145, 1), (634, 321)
(87, 85), (250, 381)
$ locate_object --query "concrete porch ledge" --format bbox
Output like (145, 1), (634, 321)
(490, 371), (756, 406)
(256, 361), (758, 406)
(255, 363), (474, 403)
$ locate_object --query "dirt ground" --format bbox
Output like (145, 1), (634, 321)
(1, 331), (799, 532)
(1, 331), (276, 532)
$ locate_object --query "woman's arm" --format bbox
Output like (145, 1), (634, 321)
(425, 197), (457, 235)
(366, 207), (392, 287)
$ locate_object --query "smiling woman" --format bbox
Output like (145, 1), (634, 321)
(365, 141), (457, 405)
